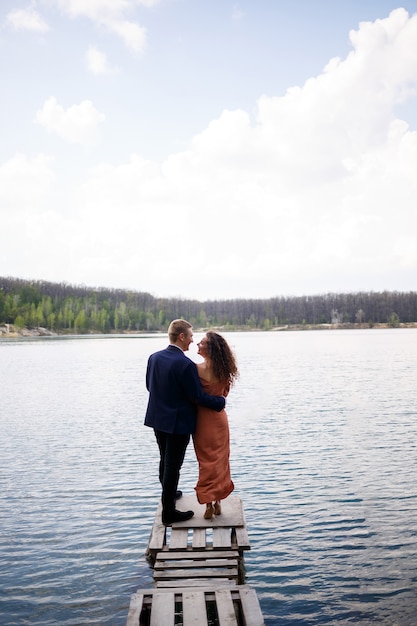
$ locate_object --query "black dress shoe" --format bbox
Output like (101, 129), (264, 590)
(162, 509), (194, 525)
(175, 490), (183, 499)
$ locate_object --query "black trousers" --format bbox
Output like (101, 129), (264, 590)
(154, 430), (190, 519)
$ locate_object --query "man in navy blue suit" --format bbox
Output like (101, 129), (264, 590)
(145, 319), (226, 525)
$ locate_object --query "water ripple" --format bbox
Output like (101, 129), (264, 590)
(1, 331), (417, 624)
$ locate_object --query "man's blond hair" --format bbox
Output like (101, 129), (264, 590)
(168, 319), (192, 343)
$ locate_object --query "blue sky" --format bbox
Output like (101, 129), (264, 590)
(1, 0), (417, 300)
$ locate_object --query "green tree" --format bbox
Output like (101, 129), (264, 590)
(4, 294), (18, 323)
(115, 302), (128, 331)
(388, 312), (400, 327)
(14, 315), (25, 329)
(47, 312), (55, 330)
(36, 303), (45, 328)
(146, 311), (155, 330)
(26, 303), (37, 328)
(63, 303), (75, 329)
(56, 310), (64, 330)
(42, 296), (53, 320)
(74, 309), (88, 332)
(99, 308), (110, 333)
(0, 289), (5, 322)
(158, 309), (166, 329)
(19, 284), (41, 306)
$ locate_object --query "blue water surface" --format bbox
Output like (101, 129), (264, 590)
(1, 330), (416, 625)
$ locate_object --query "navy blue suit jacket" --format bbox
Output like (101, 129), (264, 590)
(144, 344), (226, 435)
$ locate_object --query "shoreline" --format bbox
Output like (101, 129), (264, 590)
(2, 322), (417, 339)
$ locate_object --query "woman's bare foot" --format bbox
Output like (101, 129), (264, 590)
(214, 500), (221, 515)
(204, 503), (214, 519)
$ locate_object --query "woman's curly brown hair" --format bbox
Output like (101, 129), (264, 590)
(205, 331), (239, 386)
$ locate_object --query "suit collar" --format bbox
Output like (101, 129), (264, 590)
(167, 344), (184, 352)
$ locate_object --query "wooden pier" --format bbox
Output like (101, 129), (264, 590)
(127, 494), (265, 625)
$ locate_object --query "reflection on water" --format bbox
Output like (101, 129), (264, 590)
(1, 330), (417, 624)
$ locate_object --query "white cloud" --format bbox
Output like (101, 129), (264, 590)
(53, 0), (157, 52)
(6, 7), (49, 33)
(55, 0), (159, 21)
(34, 97), (106, 144)
(106, 19), (146, 52)
(0, 153), (62, 275)
(73, 9), (417, 296)
(2, 8), (417, 299)
(86, 45), (113, 75)
(0, 153), (54, 213)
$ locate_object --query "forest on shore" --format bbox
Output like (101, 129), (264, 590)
(1, 276), (417, 334)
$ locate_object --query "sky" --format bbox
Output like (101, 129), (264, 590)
(1, 1), (417, 301)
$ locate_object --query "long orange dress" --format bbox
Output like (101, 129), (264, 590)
(193, 376), (234, 504)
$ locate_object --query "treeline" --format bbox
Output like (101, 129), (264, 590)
(1, 276), (416, 333)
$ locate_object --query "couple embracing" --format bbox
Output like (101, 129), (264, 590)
(144, 319), (238, 525)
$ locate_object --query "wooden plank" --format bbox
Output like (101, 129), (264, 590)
(238, 586), (265, 626)
(215, 589), (238, 626)
(182, 590), (208, 625)
(147, 501), (166, 553)
(155, 566), (238, 580)
(155, 550), (239, 561)
(192, 528), (207, 549)
(126, 591), (145, 626)
(227, 496), (244, 520)
(147, 520), (166, 553)
(133, 584), (251, 596)
(150, 590), (175, 626)
(234, 526), (251, 550)
(156, 578), (237, 588)
(213, 527), (232, 549)
(146, 496), (250, 552)
(169, 528), (189, 550)
(170, 495), (244, 528)
(155, 558), (238, 570)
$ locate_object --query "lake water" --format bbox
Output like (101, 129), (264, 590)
(1, 330), (416, 625)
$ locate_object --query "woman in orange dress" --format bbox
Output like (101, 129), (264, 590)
(193, 331), (239, 520)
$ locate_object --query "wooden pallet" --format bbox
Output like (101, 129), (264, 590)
(146, 495), (250, 565)
(130, 494), (265, 625)
(154, 550), (240, 587)
(126, 584), (265, 626)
